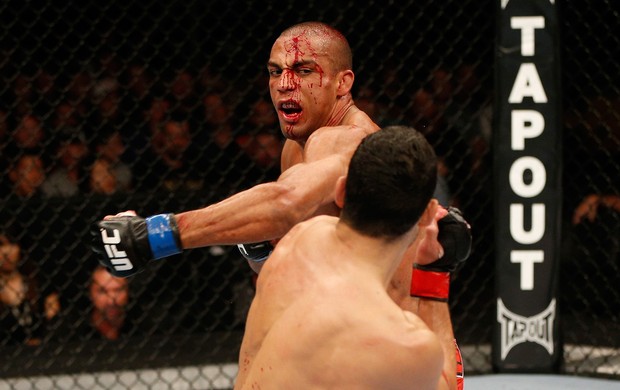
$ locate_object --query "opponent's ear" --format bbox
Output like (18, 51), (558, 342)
(337, 70), (354, 96)
(335, 175), (347, 209)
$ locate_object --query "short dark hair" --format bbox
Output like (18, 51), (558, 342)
(341, 126), (437, 239)
(280, 21), (353, 72)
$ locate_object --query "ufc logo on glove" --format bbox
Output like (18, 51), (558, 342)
(100, 228), (135, 272)
(92, 213), (182, 278)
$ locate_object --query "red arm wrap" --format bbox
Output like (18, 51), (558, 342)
(410, 267), (450, 302)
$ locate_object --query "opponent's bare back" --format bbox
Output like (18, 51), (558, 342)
(235, 216), (444, 390)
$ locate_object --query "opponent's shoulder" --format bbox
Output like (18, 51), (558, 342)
(374, 320), (444, 389)
(280, 215), (337, 245)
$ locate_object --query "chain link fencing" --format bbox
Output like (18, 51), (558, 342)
(0, 0), (618, 388)
(558, 0), (620, 378)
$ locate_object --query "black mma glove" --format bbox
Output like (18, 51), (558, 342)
(411, 207), (472, 301)
(238, 241), (274, 274)
(237, 241), (274, 263)
(416, 206), (472, 273)
(91, 214), (182, 277)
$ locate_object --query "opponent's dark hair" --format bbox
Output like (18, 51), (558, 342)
(340, 126), (437, 240)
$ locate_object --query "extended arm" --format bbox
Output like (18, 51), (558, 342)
(92, 153), (348, 277)
(176, 155), (345, 248)
(393, 204), (470, 390)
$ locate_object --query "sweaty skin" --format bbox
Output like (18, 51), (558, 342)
(235, 215), (445, 390)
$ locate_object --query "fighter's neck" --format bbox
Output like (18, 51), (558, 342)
(334, 221), (410, 288)
(325, 94), (356, 127)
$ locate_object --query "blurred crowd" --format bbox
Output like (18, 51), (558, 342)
(0, 55), (284, 202)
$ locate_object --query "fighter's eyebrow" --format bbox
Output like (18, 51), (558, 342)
(267, 59), (316, 69)
(291, 60), (316, 68)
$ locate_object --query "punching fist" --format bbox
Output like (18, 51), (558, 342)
(417, 207), (472, 273)
(91, 212), (182, 277)
(411, 207), (472, 301)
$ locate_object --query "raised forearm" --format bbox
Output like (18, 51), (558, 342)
(175, 182), (301, 249)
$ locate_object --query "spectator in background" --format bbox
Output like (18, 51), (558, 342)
(42, 135), (89, 198)
(408, 87), (445, 139)
(87, 266), (130, 341)
(135, 111), (204, 192)
(571, 193), (620, 264)
(51, 101), (83, 140)
(202, 91), (235, 149)
(93, 50), (122, 93)
(573, 194), (620, 226)
(123, 63), (154, 105)
(429, 67), (453, 107)
(561, 93), (620, 315)
(88, 127), (132, 195)
(167, 68), (201, 122)
(236, 96), (282, 178)
(89, 159), (118, 195)
(8, 154), (47, 198)
(443, 63), (493, 177)
(89, 50), (123, 131)
(0, 233), (59, 346)
(406, 84), (455, 206)
(374, 60), (409, 122)
(0, 109), (10, 194)
(145, 96), (171, 137)
(48, 265), (132, 343)
(29, 68), (59, 118)
(197, 65), (227, 96)
(88, 74), (123, 132)
(563, 191), (620, 314)
(200, 89), (275, 190)
(10, 73), (35, 119)
(63, 70), (93, 122)
(5, 114), (47, 162)
(120, 62), (156, 133)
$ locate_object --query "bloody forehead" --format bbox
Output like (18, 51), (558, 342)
(279, 23), (345, 56)
(282, 30), (323, 62)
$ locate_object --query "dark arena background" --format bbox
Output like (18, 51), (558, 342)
(1, 0), (618, 388)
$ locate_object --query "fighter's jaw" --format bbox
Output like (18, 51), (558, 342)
(279, 119), (300, 140)
(277, 102), (304, 139)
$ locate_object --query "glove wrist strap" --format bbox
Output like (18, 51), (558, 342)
(410, 267), (450, 302)
(145, 214), (182, 259)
